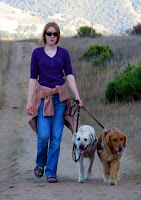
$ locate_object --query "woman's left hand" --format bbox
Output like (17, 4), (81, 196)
(75, 98), (83, 107)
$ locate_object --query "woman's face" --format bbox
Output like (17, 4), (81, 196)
(45, 26), (58, 46)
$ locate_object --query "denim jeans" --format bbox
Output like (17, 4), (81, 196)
(36, 94), (66, 179)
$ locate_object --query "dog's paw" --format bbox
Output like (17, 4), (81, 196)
(85, 176), (91, 181)
(103, 175), (108, 183)
(78, 178), (84, 183)
(117, 174), (120, 181)
(108, 179), (117, 185)
(85, 174), (92, 181)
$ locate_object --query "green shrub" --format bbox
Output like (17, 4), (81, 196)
(83, 45), (113, 67)
(76, 26), (102, 38)
(105, 64), (141, 102)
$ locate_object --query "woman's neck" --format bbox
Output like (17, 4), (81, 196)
(45, 44), (57, 50)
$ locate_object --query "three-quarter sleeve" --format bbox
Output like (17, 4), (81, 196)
(63, 50), (73, 76)
(30, 49), (39, 79)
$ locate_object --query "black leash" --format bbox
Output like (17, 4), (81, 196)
(70, 99), (107, 132)
(71, 99), (107, 162)
(76, 106), (80, 132)
(72, 144), (80, 162)
(81, 106), (108, 132)
(71, 99), (81, 162)
(70, 99), (81, 132)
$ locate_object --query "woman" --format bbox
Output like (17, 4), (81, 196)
(26, 22), (82, 183)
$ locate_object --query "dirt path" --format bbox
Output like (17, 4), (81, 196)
(0, 41), (140, 200)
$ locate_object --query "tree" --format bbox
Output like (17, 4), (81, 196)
(76, 26), (102, 38)
(127, 23), (141, 35)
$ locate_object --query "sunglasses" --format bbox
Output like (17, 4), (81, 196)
(45, 32), (58, 37)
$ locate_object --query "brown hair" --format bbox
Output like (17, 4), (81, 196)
(42, 22), (60, 45)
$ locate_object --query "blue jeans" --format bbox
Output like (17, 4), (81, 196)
(36, 94), (66, 179)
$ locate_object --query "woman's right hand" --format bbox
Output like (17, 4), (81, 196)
(26, 78), (37, 116)
(26, 102), (33, 116)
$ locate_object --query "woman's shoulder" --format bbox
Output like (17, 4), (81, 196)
(57, 46), (70, 55)
(32, 46), (44, 54)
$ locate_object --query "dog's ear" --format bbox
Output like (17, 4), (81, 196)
(72, 133), (76, 143)
(123, 134), (127, 148)
(105, 134), (113, 149)
(89, 133), (94, 144)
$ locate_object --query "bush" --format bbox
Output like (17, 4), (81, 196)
(83, 45), (113, 67)
(127, 23), (141, 35)
(76, 26), (102, 38)
(105, 64), (141, 102)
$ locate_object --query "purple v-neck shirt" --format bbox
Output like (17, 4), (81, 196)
(30, 46), (73, 88)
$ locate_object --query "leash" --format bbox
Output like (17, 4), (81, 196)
(71, 99), (81, 162)
(70, 99), (81, 132)
(70, 99), (107, 132)
(71, 99), (106, 162)
(72, 144), (80, 162)
(81, 106), (108, 132)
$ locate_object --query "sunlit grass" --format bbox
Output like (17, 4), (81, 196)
(0, 40), (11, 108)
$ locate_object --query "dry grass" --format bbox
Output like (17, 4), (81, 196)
(59, 36), (141, 160)
(0, 40), (11, 108)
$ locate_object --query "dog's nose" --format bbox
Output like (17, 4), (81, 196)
(118, 146), (122, 152)
(79, 144), (84, 150)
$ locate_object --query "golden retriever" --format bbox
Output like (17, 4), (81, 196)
(97, 128), (127, 185)
(72, 125), (97, 183)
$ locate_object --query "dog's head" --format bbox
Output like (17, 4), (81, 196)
(105, 128), (127, 156)
(72, 126), (96, 155)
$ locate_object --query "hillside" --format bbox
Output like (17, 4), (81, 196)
(0, 2), (45, 39)
(0, 0), (141, 38)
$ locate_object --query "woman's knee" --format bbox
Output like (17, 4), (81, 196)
(38, 134), (49, 145)
(50, 136), (62, 148)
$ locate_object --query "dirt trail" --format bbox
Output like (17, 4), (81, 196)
(0, 41), (140, 200)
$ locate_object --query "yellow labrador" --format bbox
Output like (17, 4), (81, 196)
(72, 125), (97, 183)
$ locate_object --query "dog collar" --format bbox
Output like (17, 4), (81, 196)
(105, 129), (114, 136)
(91, 138), (97, 146)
